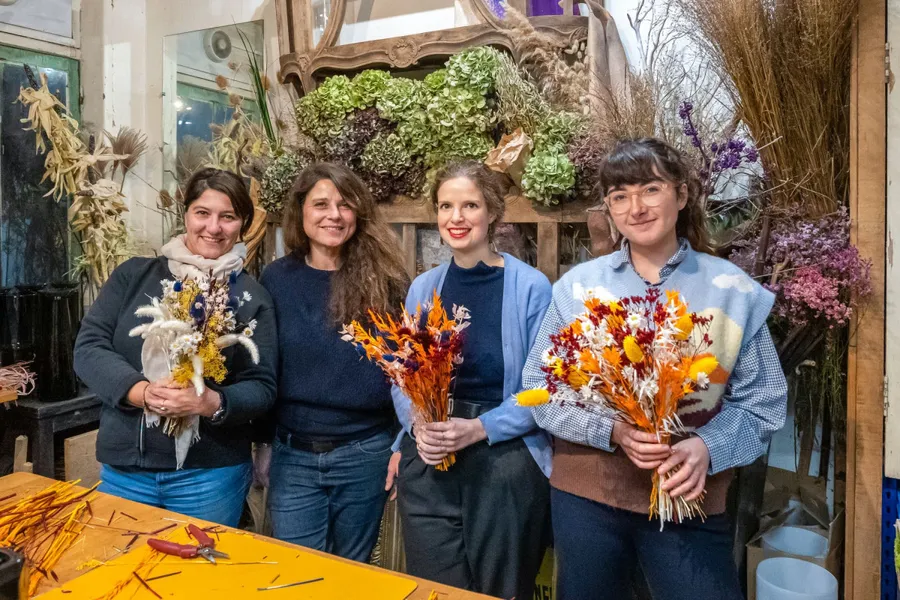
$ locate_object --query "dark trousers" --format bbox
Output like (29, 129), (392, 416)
(398, 434), (550, 600)
(552, 487), (742, 600)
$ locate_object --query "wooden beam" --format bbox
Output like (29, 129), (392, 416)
(537, 223), (560, 282)
(64, 430), (100, 487)
(14, 436), (31, 474)
(401, 224), (417, 279)
(846, 0), (886, 596)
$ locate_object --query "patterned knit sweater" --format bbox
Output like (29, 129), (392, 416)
(522, 241), (787, 515)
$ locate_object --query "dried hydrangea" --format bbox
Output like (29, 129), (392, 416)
(361, 132), (412, 176)
(445, 46), (502, 96)
(259, 151), (308, 213)
(521, 149), (576, 206)
(325, 108), (393, 166)
(362, 160), (426, 203)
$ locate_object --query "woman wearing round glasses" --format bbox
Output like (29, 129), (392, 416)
(522, 138), (787, 600)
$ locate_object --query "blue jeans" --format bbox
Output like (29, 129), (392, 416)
(268, 428), (392, 562)
(98, 463), (251, 527)
(552, 487), (742, 600)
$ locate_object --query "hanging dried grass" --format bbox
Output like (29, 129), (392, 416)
(499, 2), (589, 112)
(176, 136), (212, 185)
(676, 0), (855, 216)
(494, 51), (552, 134)
(69, 179), (131, 288)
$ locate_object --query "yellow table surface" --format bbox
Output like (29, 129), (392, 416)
(0, 473), (496, 600)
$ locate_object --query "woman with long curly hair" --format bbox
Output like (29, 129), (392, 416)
(253, 162), (409, 561)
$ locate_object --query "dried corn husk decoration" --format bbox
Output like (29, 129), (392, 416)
(19, 72), (143, 290)
(18, 73), (86, 201)
(69, 179), (131, 287)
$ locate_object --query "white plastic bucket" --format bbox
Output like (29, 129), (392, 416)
(756, 557), (837, 600)
(762, 526), (828, 559)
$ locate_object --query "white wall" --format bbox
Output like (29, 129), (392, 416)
(81, 0), (287, 251)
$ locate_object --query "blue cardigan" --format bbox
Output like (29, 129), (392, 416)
(391, 253), (553, 477)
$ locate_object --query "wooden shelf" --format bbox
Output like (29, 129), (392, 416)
(264, 195), (590, 282)
(0, 389), (18, 405)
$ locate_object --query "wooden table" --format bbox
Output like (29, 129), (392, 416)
(4, 393), (100, 477)
(0, 473), (495, 600)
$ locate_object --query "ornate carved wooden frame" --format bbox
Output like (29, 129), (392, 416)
(274, 0), (588, 94)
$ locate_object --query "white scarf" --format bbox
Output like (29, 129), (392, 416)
(160, 234), (247, 280)
(142, 235), (247, 469)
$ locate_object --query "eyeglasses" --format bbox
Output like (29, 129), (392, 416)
(604, 182), (671, 215)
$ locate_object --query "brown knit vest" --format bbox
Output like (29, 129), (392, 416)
(550, 438), (733, 516)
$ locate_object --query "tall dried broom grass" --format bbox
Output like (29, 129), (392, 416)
(676, 0), (856, 216)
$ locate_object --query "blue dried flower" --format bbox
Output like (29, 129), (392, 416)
(190, 294), (206, 321)
(174, 281), (183, 292)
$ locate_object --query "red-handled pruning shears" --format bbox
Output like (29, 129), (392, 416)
(148, 523), (229, 564)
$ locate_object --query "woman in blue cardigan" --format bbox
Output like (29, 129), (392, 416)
(389, 160), (552, 600)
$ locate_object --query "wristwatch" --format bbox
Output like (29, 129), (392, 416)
(209, 395), (226, 424)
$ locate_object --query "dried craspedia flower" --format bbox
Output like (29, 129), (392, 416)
(228, 93), (242, 108)
(215, 75), (229, 90)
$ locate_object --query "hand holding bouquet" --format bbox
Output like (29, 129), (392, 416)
(342, 291), (469, 471)
(129, 271), (260, 468)
(519, 288), (718, 528)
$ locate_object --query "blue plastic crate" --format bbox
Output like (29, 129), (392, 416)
(883, 477), (900, 600)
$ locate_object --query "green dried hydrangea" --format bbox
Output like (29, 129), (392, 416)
(295, 75), (358, 143)
(377, 77), (427, 123)
(351, 69), (391, 108)
(445, 46), (502, 96)
(533, 111), (585, 153)
(424, 69), (448, 91)
(361, 132), (412, 176)
(521, 149), (577, 207)
(259, 151), (308, 213)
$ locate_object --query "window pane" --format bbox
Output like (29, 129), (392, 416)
(0, 65), (70, 286)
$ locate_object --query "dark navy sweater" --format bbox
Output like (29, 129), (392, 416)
(74, 256), (277, 469)
(260, 253), (394, 442)
(440, 259), (505, 404)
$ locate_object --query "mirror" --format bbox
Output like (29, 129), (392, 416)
(161, 21), (264, 235)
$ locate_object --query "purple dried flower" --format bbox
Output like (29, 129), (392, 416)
(729, 207), (872, 330)
(678, 97), (760, 195)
